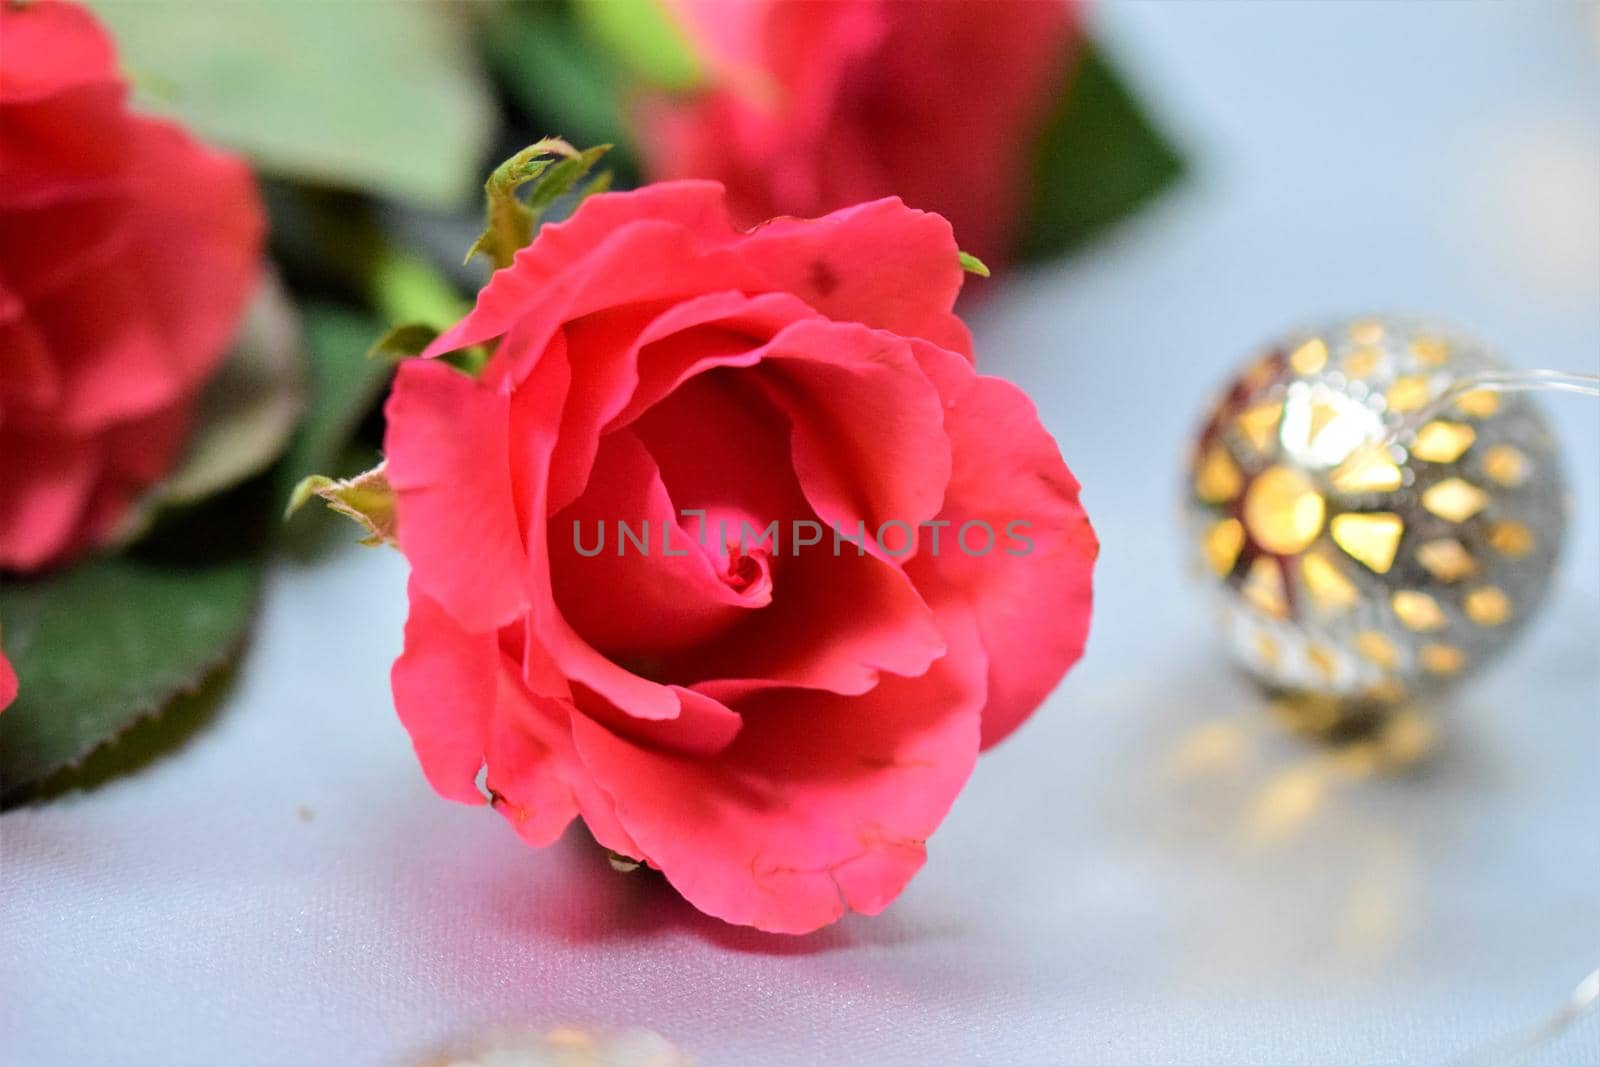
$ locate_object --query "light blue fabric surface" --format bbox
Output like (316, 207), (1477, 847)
(4, 4), (1597, 1064)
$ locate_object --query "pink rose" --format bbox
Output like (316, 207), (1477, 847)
(0, 0), (264, 570)
(387, 182), (1095, 932)
(635, 0), (1079, 269)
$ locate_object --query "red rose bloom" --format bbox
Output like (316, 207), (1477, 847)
(0, 0), (264, 570)
(636, 0), (1079, 269)
(387, 182), (1095, 932)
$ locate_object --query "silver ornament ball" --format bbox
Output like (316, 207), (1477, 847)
(1184, 316), (1567, 716)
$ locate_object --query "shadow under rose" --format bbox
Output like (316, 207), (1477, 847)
(473, 828), (958, 957)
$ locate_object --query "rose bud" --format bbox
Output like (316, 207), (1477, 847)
(0, 0), (264, 571)
(384, 179), (1096, 933)
(634, 0), (1079, 270)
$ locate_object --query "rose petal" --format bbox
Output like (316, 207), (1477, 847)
(754, 318), (950, 551)
(485, 675), (581, 847)
(612, 290), (816, 427)
(680, 546), (944, 699)
(550, 289), (815, 512)
(0, 192), (130, 302)
(571, 602), (985, 934)
(490, 670), (640, 858)
(550, 429), (757, 657)
(391, 580), (496, 805)
(0, 284), (58, 413)
(28, 265), (180, 431)
(630, 367), (811, 564)
(907, 340), (1097, 749)
(385, 359), (530, 633)
(740, 197), (972, 357)
(120, 117), (264, 386)
(0, 431), (99, 572)
(0, 1), (118, 102)
(503, 335), (682, 723)
(0, 84), (128, 208)
(423, 185), (748, 360)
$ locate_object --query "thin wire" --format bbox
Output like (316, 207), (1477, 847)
(1390, 370), (1600, 443)
(1419, 370), (1600, 1064)
(1333, 370), (1600, 490)
(1454, 969), (1599, 1065)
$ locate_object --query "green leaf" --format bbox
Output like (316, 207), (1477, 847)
(92, 0), (495, 207)
(16, 664), (239, 807)
(467, 139), (611, 271)
(1020, 39), (1185, 262)
(573, 0), (702, 92)
(367, 323), (441, 363)
(958, 251), (992, 278)
(0, 550), (264, 802)
(368, 248), (470, 333)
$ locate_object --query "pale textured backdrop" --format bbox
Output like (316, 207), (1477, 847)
(4, 3), (1598, 1064)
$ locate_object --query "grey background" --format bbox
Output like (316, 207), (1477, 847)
(4, 3), (1598, 1064)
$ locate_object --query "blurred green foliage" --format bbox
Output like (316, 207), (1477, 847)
(95, 0), (495, 208)
(1022, 41), (1186, 261)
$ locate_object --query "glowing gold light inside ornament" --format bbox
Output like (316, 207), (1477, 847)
(1330, 447), (1403, 493)
(1487, 520), (1535, 558)
(1307, 402), (1342, 442)
(1349, 320), (1385, 346)
(1419, 643), (1466, 675)
(1411, 421), (1477, 464)
(1187, 316), (1570, 717)
(1421, 478), (1490, 522)
(1236, 401), (1284, 452)
(1307, 644), (1339, 680)
(1196, 444), (1244, 503)
(1363, 678), (1409, 705)
(1329, 512), (1405, 574)
(1203, 518), (1246, 576)
(1464, 586), (1512, 626)
(1243, 466), (1326, 555)
(1481, 444), (1529, 487)
(1243, 557), (1288, 618)
(1385, 375), (1433, 413)
(1301, 550), (1359, 611)
(1392, 590), (1449, 632)
(1254, 633), (1281, 667)
(1416, 539), (1478, 582)
(1354, 630), (1398, 669)
(1344, 346), (1383, 378)
(1410, 336), (1449, 366)
(1455, 389), (1501, 418)
(1289, 338), (1329, 375)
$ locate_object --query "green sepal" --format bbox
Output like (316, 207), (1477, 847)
(466, 139), (612, 271)
(958, 251), (992, 278)
(285, 464), (397, 547)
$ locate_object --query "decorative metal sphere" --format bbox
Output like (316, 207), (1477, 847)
(1184, 317), (1567, 715)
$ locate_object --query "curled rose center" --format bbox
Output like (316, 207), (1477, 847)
(721, 542), (773, 600)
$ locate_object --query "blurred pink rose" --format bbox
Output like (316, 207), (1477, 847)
(636, 0), (1079, 268)
(0, 0), (264, 570)
(386, 180), (1095, 933)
